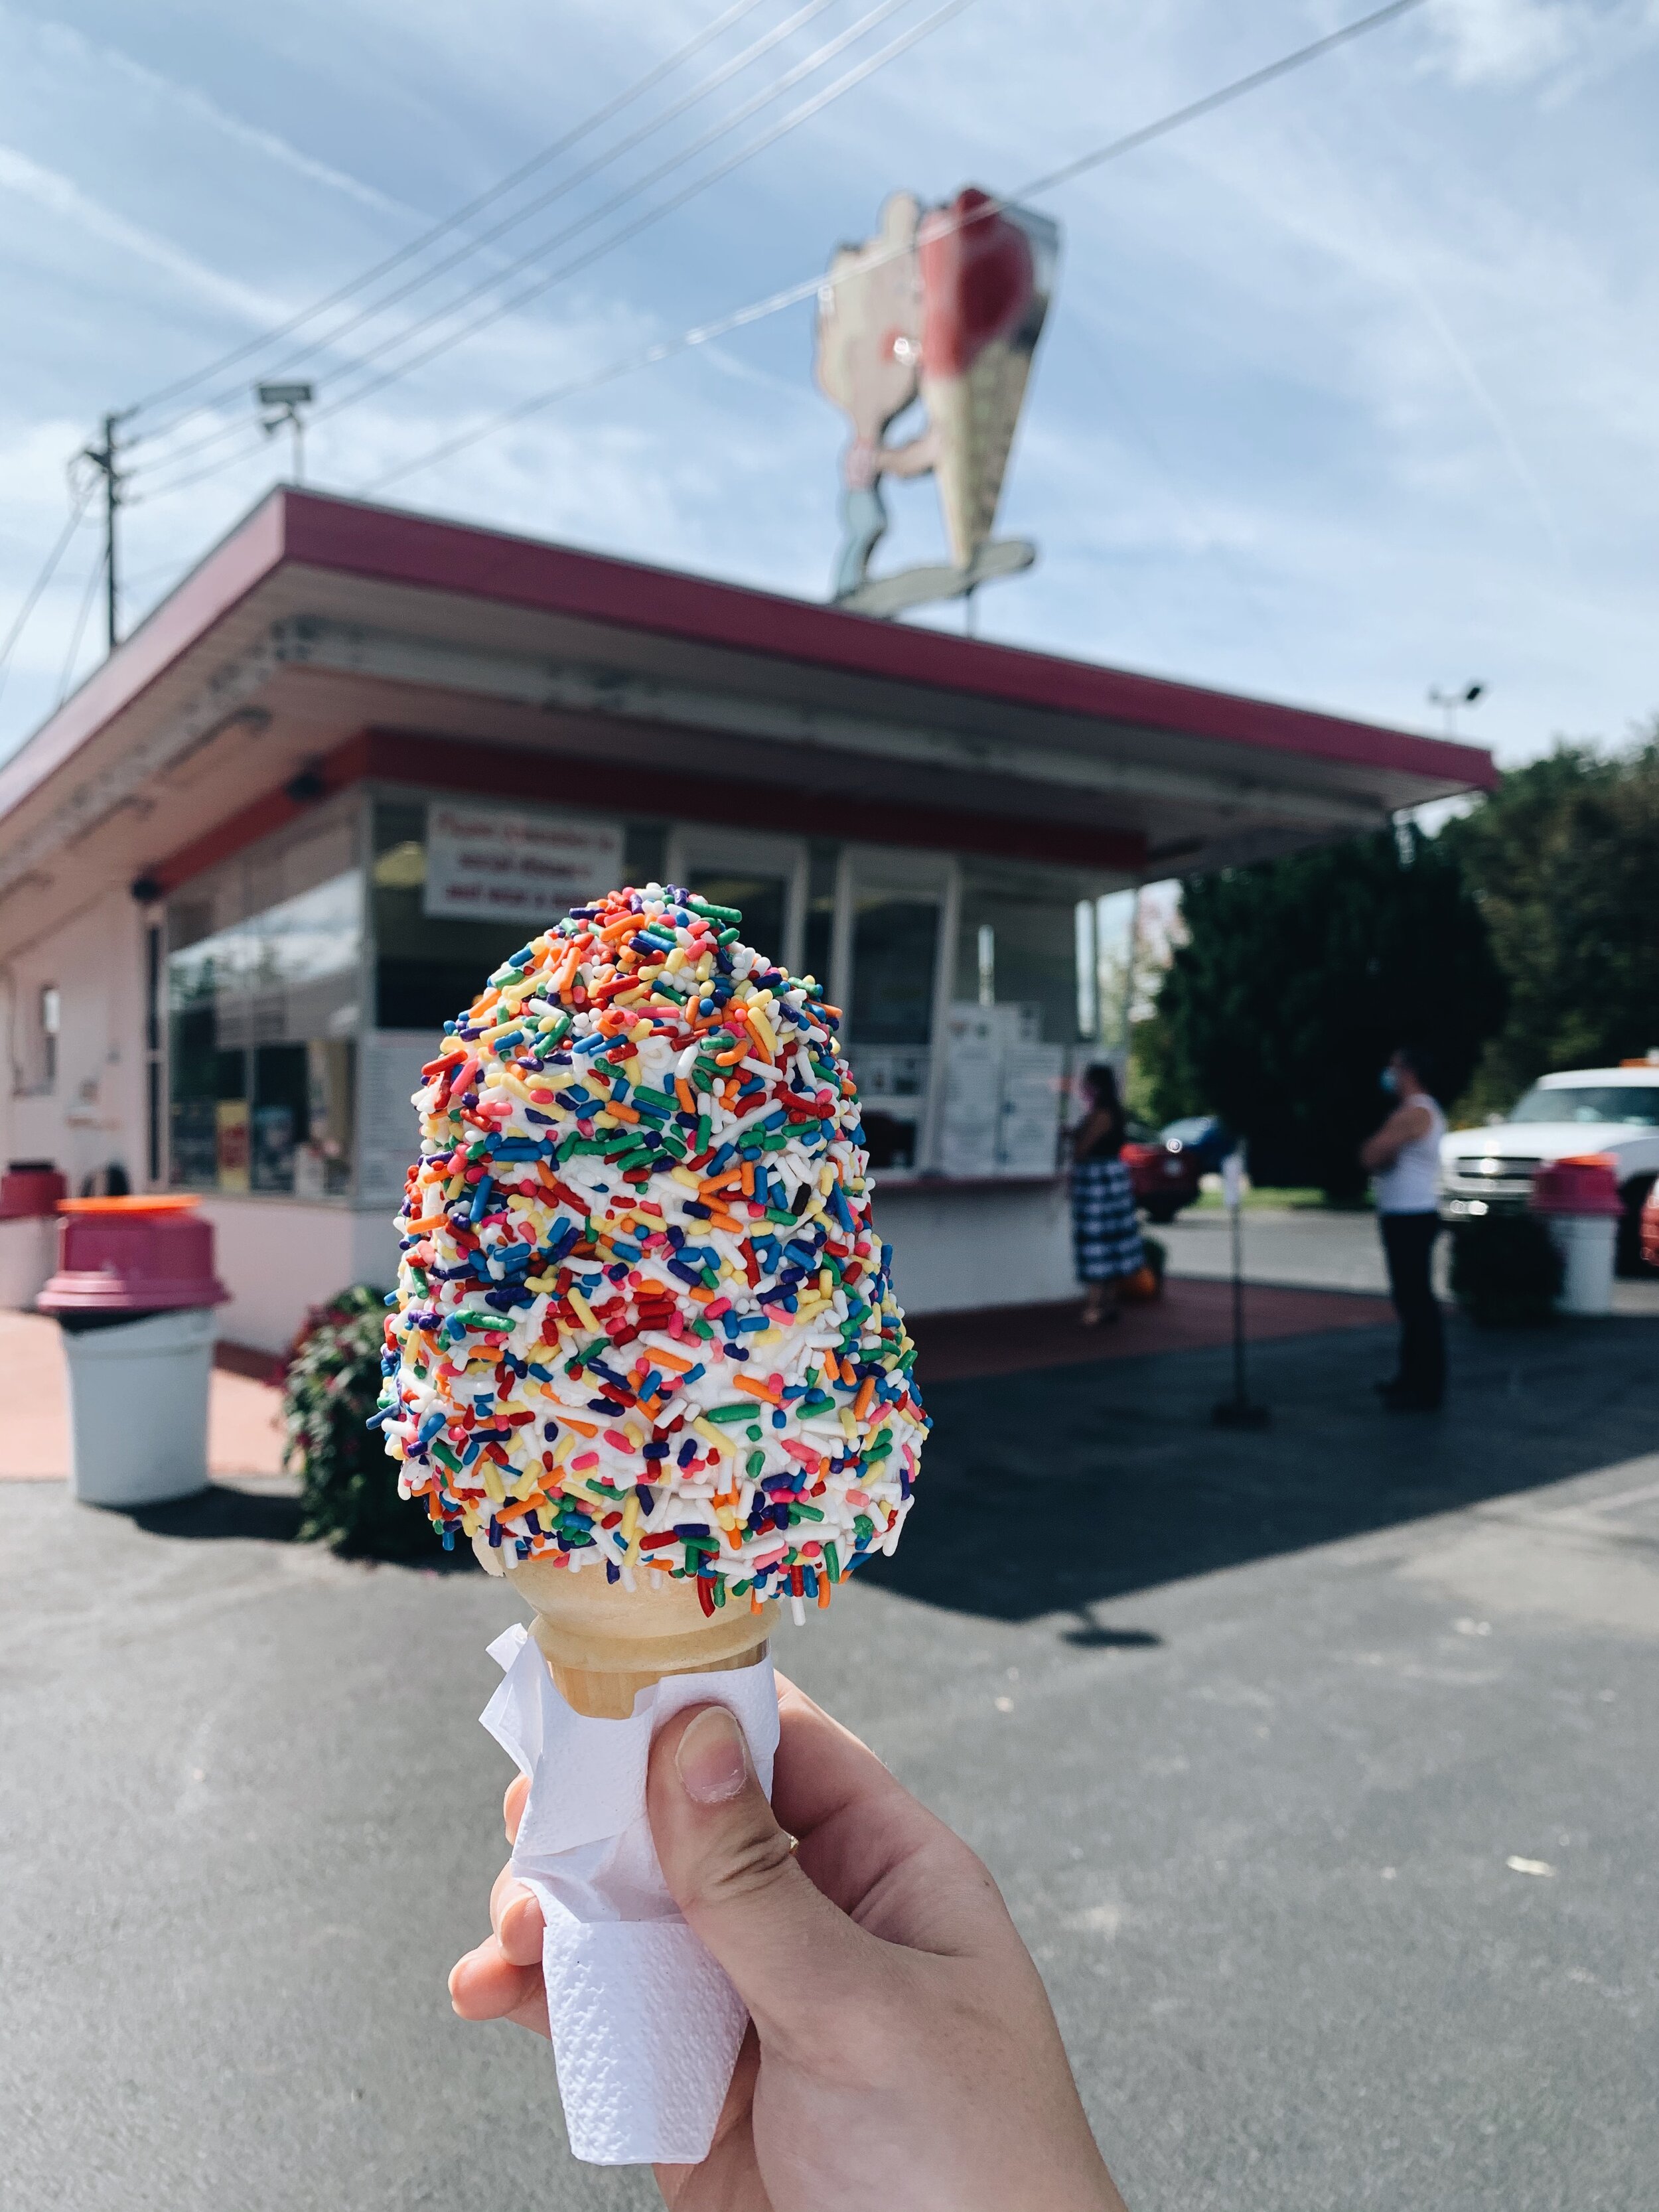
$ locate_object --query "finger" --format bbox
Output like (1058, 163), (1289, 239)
(768, 1680), (997, 1954)
(768, 1674), (924, 1843)
(448, 1937), (549, 2037)
(488, 1868), (545, 1968)
(503, 1772), (530, 1842)
(646, 1702), (883, 2053)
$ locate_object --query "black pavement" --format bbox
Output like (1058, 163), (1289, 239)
(5, 1310), (1657, 2211)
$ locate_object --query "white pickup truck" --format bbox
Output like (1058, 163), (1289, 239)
(1439, 1064), (1659, 1272)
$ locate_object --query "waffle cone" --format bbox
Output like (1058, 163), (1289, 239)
(504, 1556), (777, 1719)
(923, 337), (1033, 571)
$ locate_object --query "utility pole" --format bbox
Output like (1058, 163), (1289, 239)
(80, 411), (127, 652)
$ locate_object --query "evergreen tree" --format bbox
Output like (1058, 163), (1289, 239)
(1442, 738), (1659, 1111)
(1140, 824), (1505, 1199)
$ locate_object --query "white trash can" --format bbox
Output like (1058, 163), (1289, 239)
(1531, 1155), (1622, 1318)
(60, 1306), (217, 1507)
(38, 1195), (228, 1508)
(1543, 1213), (1617, 1317)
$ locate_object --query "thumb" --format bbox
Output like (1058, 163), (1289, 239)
(647, 1702), (871, 2043)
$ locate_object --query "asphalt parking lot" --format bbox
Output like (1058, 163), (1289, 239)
(5, 1303), (1657, 2211)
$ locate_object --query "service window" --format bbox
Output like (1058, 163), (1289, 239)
(938, 861), (1116, 1179)
(664, 825), (806, 975)
(841, 850), (950, 1173)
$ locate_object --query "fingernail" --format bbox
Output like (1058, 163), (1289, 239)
(675, 1706), (748, 1804)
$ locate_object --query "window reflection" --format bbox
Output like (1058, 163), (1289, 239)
(954, 867), (1083, 1046)
(849, 887), (940, 1173)
(373, 798), (545, 1033)
(684, 871), (787, 968)
(168, 812), (361, 1198)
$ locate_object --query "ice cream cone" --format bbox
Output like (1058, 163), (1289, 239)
(923, 338), (1034, 573)
(505, 1554), (778, 1719)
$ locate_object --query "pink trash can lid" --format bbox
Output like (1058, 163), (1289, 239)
(1529, 1153), (1623, 1218)
(37, 1195), (230, 1313)
(0, 1161), (68, 1220)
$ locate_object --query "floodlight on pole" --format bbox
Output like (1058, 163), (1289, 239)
(1427, 680), (1485, 739)
(255, 382), (315, 484)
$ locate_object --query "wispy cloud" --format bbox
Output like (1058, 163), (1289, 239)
(1427, 0), (1577, 85)
(0, 143), (287, 327)
(34, 18), (418, 222)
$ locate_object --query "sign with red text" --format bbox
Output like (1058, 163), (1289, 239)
(423, 802), (623, 924)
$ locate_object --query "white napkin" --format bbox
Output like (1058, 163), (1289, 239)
(480, 1623), (780, 2166)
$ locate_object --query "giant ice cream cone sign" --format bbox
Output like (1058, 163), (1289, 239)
(815, 186), (1059, 615)
(919, 190), (1058, 572)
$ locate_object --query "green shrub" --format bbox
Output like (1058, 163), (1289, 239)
(1449, 1215), (1563, 1327)
(281, 1284), (427, 1557)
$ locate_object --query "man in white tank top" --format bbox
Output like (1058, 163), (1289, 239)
(1360, 1044), (1447, 1410)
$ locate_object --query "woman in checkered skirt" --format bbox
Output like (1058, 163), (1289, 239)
(1070, 1062), (1143, 1325)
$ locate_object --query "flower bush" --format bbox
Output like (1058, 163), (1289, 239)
(280, 1285), (425, 1556)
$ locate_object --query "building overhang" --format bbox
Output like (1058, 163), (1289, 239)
(0, 487), (1496, 948)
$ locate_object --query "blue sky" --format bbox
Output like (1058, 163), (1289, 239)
(3, 0), (1657, 771)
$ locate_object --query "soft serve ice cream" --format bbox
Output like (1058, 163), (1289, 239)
(376, 883), (928, 1631)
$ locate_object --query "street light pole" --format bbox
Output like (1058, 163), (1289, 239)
(1428, 680), (1486, 739)
(255, 382), (315, 485)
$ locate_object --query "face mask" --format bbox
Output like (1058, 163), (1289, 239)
(1380, 1067), (1399, 1096)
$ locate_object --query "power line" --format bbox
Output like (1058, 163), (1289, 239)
(56, 541), (108, 709)
(129, 0), (973, 508)
(0, 480), (94, 713)
(360, 0), (1431, 496)
(133, 0), (843, 463)
(123, 0), (776, 428)
(1009, 0), (1429, 202)
(305, 0), (952, 428)
(127, 0), (935, 497)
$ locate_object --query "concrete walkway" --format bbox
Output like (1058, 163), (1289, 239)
(0, 1312), (285, 1481)
(910, 1274), (1391, 1384)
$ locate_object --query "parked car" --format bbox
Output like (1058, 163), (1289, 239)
(1122, 1114), (1232, 1224)
(1439, 1064), (1659, 1275)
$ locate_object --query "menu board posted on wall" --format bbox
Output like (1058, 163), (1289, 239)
(423, 802), (624, 922)
(357, 1033), (442, 1209)
(938, 1005), (1003, 1178)
(938, 1005), (1066, 1179)
(998, 1046), (1067, 1174)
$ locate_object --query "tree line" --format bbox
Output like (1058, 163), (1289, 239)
(1135, 737), (1659, 1200)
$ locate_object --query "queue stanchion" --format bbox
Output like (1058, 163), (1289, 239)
(1212, 1149), (1270, 1430)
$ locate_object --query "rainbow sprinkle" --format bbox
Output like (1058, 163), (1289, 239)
(374, 883), (928, 1620)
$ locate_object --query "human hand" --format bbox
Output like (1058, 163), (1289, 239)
(449, 1674), (1126, 2212)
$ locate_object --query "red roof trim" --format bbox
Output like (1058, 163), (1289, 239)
(3, 486), (1496, 834)
(281, 491), (1498, 791)
(150, 733), (373, 893)
(147, 727), (1147, 894)
(0, 493), (288, 820)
